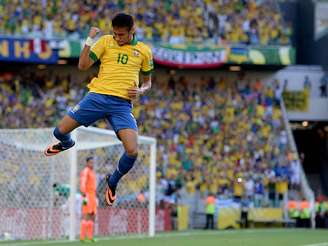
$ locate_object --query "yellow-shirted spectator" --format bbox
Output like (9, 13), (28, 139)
(186, 179), (196, 194)
(276, 178), (288, 195)
(261, 124), (271, 138)
(208, 180), (218, 194)
(256, 104), (265, 117)
(273, 108), (282, 120)
(233, 177), (244, 199)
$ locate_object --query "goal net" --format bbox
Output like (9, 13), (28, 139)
(0, 127), (156, 241)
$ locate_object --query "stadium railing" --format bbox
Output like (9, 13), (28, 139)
(280, 99), (315, 228)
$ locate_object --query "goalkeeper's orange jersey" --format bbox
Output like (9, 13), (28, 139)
(80, 167), (96, 195)
(88, 35), (154, 100)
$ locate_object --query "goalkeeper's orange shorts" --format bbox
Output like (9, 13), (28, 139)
(82, 194), (97, 215)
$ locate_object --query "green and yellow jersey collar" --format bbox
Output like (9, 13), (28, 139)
(130, 35), (138, 46)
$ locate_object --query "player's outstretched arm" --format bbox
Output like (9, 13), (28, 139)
(78, 27), (100, 70)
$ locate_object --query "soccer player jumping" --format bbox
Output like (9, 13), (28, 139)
(44, 13), (153, 206)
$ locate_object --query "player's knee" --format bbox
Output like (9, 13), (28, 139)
(126, 149), (138, 157)
(125, 147), (138, 157)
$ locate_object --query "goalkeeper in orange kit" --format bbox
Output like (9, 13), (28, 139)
(80, 157), (97, 242)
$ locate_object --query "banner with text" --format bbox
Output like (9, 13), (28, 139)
(59, 41), (295, 68)
(0, 38), (58, 64)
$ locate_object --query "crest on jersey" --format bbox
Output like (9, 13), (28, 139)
(133, 49), (140, 57)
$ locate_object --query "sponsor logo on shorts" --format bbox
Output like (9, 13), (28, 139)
(71, 104), (80, 113)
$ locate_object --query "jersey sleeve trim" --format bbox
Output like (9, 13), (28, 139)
(89, 51), (98, 62)
(141, 69), (153, 75)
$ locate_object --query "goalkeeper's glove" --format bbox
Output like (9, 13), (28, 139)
(82, 193), (88, 205)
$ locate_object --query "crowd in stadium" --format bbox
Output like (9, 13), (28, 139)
(149, 73), (298, 208)
(0, 0), (292, 46)
(0, 71), (86, 128)
(0, 69), (300, 208)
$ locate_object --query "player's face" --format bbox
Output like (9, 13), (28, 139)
(87, 159), (94, 169)
(113, 26), (133, 46)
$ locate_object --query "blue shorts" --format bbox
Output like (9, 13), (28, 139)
(68, 92), (137, 134)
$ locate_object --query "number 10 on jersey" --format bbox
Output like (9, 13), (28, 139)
(117, 53), (128, 64)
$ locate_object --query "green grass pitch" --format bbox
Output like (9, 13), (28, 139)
(1, 229), (328, 246)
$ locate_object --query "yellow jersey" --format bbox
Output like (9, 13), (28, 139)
(88, 35), (154, 100)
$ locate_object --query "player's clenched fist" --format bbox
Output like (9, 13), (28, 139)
(128, 87), (144, 100)
(88, 27), (100, 38)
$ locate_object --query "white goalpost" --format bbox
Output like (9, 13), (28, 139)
(0, 127), (156, 241)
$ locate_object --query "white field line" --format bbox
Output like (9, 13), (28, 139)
(301, 243), (328, 246)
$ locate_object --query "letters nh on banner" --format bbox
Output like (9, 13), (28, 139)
(0, 38), (58, 63)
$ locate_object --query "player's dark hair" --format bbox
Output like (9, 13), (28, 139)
(112, 13), (134, 31)
(86, 156), (93, 163)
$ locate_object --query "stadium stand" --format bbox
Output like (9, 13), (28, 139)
(0, 0), (292, 45)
